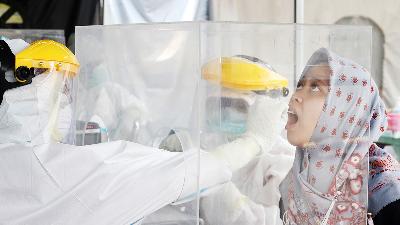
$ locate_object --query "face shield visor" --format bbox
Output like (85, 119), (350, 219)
(202, 55), (289, 138)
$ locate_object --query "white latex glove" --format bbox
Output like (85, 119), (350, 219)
(159, 132), (183, 152)
(245, 95), (288, 153)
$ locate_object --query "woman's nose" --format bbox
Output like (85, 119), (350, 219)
(291, 94), (303, 104)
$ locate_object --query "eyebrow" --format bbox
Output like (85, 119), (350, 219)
(315, 78), (330, 86)
(301, 76), (330, 86)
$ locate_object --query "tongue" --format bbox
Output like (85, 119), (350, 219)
(287, 113), (298, 126)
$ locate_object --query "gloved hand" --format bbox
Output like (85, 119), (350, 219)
(159, 132), (183, 152)
(245, 94), (288, 153)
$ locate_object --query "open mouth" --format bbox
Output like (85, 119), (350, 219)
(286, 110), (298, 129)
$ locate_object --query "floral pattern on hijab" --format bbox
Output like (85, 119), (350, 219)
(280, 48), (399, 225)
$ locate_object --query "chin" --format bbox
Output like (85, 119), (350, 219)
(287, 131), (307, 148)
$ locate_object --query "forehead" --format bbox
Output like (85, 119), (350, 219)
(302, 64), (331, 80)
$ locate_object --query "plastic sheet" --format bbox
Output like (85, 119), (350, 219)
(74, 22), (372, 225)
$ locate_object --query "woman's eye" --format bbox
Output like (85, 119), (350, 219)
(311, 83), (320, 92)
(296, 82), (304, 90)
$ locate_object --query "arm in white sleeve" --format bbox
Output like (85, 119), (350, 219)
(211, 136), (261, 171)
(159, 95), (288, 172)
(0, 141), (230, 225)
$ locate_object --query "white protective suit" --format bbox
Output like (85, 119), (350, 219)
(0, 42), (230, 225)
(0, 40), (293, 225)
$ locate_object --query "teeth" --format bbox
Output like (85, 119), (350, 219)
(288, 110), (296, 115)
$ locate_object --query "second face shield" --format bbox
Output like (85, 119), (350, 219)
(202, 55), (289, 137)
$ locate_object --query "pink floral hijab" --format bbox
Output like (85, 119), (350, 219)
(280, 48), (400, 225)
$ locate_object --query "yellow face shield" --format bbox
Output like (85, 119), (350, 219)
(202, 55), (289, 135)
(14, 40), (79, 83)
(202, 55), (289, 96)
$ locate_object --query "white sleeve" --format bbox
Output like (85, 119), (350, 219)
(1, 141), (230, 225)
(210, 136), (262, 171)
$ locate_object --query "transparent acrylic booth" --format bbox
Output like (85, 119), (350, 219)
(74, 22), (373, 225)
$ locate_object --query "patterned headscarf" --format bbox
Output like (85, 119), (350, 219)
(280, 48), (399, 225)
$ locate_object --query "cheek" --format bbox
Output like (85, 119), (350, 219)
(292, 97), (325, 145)
(302, 97), (325, 129)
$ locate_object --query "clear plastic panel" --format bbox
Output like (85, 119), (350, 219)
(75, 23), (203, 225)
(74, 23), (372, 225)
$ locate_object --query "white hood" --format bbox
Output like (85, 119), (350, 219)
(0, 71), (72, 145)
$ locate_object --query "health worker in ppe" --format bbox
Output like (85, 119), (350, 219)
(0, 39), (232, 225)
(161, 55), (296, 225)
(0, 40), (291, 225)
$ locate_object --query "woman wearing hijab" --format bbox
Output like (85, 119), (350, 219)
(280, 48), (400, 225)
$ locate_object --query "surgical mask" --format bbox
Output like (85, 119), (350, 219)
(206, 88), (256, 136)
(205, 87), (288, 139)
